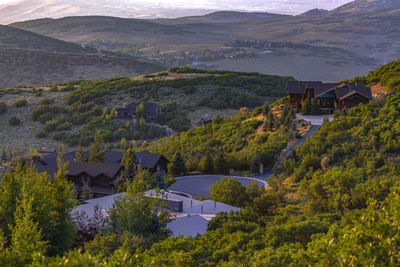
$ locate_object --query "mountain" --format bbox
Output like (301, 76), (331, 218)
(299, 8), (328, 17)
(154, 11), (287, 24)
(0, 24), (96, 53)
(331, 0), (400, 13)
(10, 16), (229, 45)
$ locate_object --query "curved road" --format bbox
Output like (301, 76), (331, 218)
(169, 125), (321, 197)
(169, 175), (267, 198)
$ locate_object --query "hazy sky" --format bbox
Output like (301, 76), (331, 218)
(0, 0), (354, 13)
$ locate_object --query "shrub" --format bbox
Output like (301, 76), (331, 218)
(0, 102), (7, 114)
(40, 98), (54, 105)
(8, 116), (21, 126)
(13, 98), (27, 108)
(35, 129), (48, 138)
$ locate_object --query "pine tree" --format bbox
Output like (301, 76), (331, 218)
(80, 182), (92, 201)
(302, 100), (311, 115)
(250, 155), (261, 174)
(89, 131), (106, 163)
(170, 152), (187, 176)
(51, 145), (77, 255)
(121, 145), (136, 178)
(215, 153), (228, 174)
(10, 195), (47, 264)
(200, 154), (214, 174)
(136, 103), (145, 121)
(76, 144), (87, 162)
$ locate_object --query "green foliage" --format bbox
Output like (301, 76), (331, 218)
(107, 174), (171, 242)
(8, 116), (21, 126)
(199, 154), (214, 174)
(143, 110), (289, 172)
(198, 86), (263, 109)
(348, 59), (400, 91)
(170, 152), (187, 177)
(13, 98), (27, 108)
(88, 131), (106, 163)
(210, 177), (249, 207)
(0, 161), (77, 257)
(35, 129), (47, 138)
(0, 102), (7, 114)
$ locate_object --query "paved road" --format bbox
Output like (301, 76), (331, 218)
(169, 175), (267, 198)
(169, 125), (321, 197)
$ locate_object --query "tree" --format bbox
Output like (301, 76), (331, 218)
(210, 177), (249, 207)
(302, 100), (311, 115)
(250, 155), (261, 174)
(76, 144), (87, 162)
(214, 153), (228, 174)
(89, 131), (106, 163)
(121, 145), (136, 178)
(109, 175), (171, 241)
(10, 195), (48, 265)
(170, 152), (187, 176)
(199, 154), (214, 174)
(136, 103), (145, 121)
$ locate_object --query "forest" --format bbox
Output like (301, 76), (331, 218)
(1, 61), (400, 265)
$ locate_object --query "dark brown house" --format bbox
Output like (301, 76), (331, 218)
(115, 102), (162, 123)
(287, 81), (372, 114)
(38, 162), (122, 197)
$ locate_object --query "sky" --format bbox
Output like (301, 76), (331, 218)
(0, 0), (356, 24)
(0, 0), (355, 13)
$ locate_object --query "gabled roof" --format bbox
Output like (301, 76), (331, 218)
(288, 81), (371, 100)
(37, 162), (122, 179)
(136, 150), (166, 169)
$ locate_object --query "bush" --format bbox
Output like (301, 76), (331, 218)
(40, 98), (54, 105)
(0, 102), (7, 114)
(13, 98), (27, 108)
(35, 129), (48, 138)
(8, 116), (21, 126)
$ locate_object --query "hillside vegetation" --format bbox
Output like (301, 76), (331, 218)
(142, 103), (307, 173)
(0, 68), (293, 152)
(350, 59), (400, 91)
(5, 57), (400, 266)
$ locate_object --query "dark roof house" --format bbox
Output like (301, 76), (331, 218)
(115, 102), (162, 122)
(38, 162), (122, 197)
(287, 81), (372, 114)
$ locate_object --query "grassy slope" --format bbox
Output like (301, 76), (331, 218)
(0, 68), (293, 152)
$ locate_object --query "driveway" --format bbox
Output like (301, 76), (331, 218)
(169, 175), (267, 198)
(296, 114), (334, 126)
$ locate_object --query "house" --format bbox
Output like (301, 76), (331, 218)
(287, 81), (372, 114)
(115, 102), (162, 122)
(34, 150), (168, 197)
(38, 162), (122, 197)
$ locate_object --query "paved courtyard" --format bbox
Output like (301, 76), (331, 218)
(168, 175), (267, 198)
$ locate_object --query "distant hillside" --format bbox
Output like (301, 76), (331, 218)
(0, 24), (96, 53)
(154, 11), (287, 24)
(299, 8), (328, 17)
(10, 16), (228, 45)
(0, 47), (164, 88)
(331, 0), (400, 13)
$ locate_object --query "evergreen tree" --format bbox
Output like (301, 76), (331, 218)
(10, 195), (48, 265)
(250, 155), (261, 174)
(76, 144), (87, 162)
(170, 152), (187, 176)
(89, 131), (106, 163)
(80, 182), (92, 201)
(215, 153), (228, 174)
(121, 145), (136, 178)
(302, 100), (311, 115)
(200, 154), (214, 174)
(136, 103), (145, 121)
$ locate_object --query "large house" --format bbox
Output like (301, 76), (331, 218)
(38, 162), (122, 197)
(35, 150), (169, 197)
(115, 102), (162, 123)
(287, 81), (372, 114)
